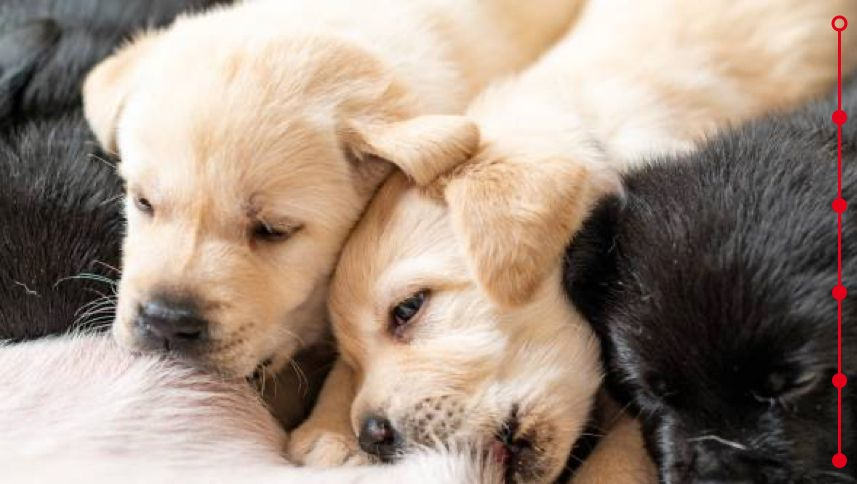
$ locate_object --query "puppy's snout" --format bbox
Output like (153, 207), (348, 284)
(135, 298), (209, 351)
(692, 442), (756, 484)
(358, 416), (402, 462)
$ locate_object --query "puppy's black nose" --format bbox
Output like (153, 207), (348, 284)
(136, 298), (208, 351)
(358, 416), (401, 462)
(693, 443), (756, 484)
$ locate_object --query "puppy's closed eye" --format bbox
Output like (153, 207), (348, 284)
(133, 194), (154, 216)
(250, 221), (302, 243)
(388, 290), (428, 339)
(752, 369), (819, 403)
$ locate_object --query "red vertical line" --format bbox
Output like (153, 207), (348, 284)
(835, 18), (845, 465)
(840, 125), (844, 195)
(840, 213), (844, 284)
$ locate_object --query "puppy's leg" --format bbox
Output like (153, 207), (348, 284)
(288, 358), (368, 467)
(568, 415), (656, 484)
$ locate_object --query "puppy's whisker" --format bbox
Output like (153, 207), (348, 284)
(87, 152), (117, 169)
(686, 434), (748, 451)
(93, 260), (122, 276)
(288, 358), (308, 397)
(72, 295), (108, 320)
(808, 470), (857, 483)
(279, 327), (306, 348)
(54, 272), (118, 289)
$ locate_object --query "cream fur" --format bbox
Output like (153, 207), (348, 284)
(447, 0), (857, 307)
(291, 1), (851, 482)
(292, 174), (603, 483)
(82, 0), (584, 379)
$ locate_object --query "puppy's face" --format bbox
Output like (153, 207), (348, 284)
(83, 18), (477, 377)
(331, 175), (602, 483)
(567, 148), (855, 483)
(115, 106), (353, 375)
(602, 282), (844, 483)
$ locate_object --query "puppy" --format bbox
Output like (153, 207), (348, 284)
(291, 0), (852, 481)
(82, 0), (584, 378)
(566, 81), (857, 483)
(294, 173), (604, 483)
(0, 334), (501, 484)
(0, 0), (223, 339)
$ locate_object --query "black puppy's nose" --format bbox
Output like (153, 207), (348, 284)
(693, 442), (756, 484)
(359, 416), (401, 462)
(136, 299), (208, 351)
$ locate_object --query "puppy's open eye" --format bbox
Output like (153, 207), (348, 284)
(250, 221), (301, 243)
(389, 290), (428, 336)
(133, 195), (153, 215)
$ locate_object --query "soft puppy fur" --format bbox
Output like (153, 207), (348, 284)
(443, 0), (857, 311)
(295, 173), (603, 484)
(566, 81), (857, 483)
(291, 1), (852, 482)
(0, 334), (502, 484)
(82, 0), (584, 378)
(0, 0), (222, 339)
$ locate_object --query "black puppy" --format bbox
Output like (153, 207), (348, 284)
(0, 0), (223, 340)
(566, 81), (856, 483)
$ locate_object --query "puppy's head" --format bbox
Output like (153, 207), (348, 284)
(566, 120), (857, 483)
(331, 154), (603, 483)
(82, 14), (477, 377)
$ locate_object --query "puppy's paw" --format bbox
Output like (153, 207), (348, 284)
(288, 426), (369, 467)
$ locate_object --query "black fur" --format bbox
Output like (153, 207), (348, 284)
(0, 0), (224, 340)
(565, 81), (857, 483)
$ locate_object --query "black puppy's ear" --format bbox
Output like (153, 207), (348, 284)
(563, 194), (622, 325)
(0, 19), (61, 119)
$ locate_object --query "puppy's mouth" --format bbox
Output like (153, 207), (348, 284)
(247, 356), (275, 383)
(492, 411), (542, 483)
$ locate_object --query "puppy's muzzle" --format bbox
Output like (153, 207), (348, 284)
(135, 298), (209, 352)
(358, 416), (402, 462)
(689, 440), (757, 484)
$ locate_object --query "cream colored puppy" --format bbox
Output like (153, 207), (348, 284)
(291, 0), (853, 482)
(82, 0), (583, 378)
(293, 173), (603, 484)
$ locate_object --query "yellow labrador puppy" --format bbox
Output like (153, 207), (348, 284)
(291, 0), (854, 482)
(82, 0), (583, 378)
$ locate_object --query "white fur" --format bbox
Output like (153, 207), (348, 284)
(0, 334), (498, 483)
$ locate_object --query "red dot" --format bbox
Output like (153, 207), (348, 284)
(833, 16), (848, 32)
(833, 198), (848, 214)
(833, 373), (848, 389)
(833, 453), (848, 469)
(833, 285), (848, 301)
(833, 110), (848, 125)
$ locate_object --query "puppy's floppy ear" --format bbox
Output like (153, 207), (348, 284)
(0, 19), (60, 119)
(443, 148), (620, 307)
(344, 115), (479, 186)
(83, 31), (160, 154)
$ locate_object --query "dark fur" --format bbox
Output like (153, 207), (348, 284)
(0, 0), (224, 340)
(565, 81), (857, 483)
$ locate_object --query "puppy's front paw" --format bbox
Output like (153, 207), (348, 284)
(289, 426), (369, 467)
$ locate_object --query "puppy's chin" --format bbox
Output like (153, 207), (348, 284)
(110, 319), (258, 379)
(489, 425), (565, 484)
(392, 407), (566, 484)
